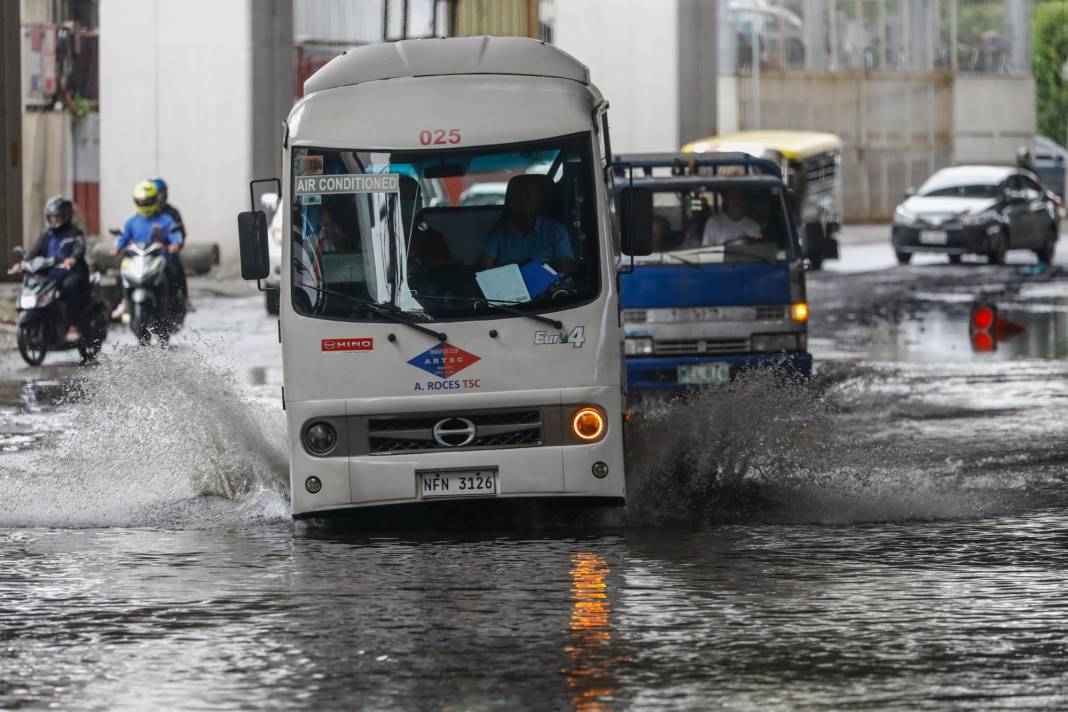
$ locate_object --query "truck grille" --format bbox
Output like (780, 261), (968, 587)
(755, 305), (788, 320)
(367, 409), (542, 454)
(654, 338), (749, 355)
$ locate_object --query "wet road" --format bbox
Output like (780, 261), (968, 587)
(3, 251), (1068, 710)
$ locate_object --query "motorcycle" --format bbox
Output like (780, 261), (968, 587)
(110, 226), (186, 346)
(11, 247), (109, 366)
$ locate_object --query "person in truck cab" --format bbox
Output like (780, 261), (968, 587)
(701, 190), (763, 246)
(477, 174), (576, 275)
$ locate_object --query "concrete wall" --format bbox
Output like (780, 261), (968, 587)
(953, 75), (1035, 165)
(22, 112), (72, 243)
(100, 0), (292, 262)
(1, 1), (21, 272)
(553, 0), (679, 154)
(739, 70), (955, 221)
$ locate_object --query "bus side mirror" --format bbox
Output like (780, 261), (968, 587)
(238, 210), (270, 280)
(620, 187), (654, 256)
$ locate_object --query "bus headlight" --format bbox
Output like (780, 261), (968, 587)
(751, 334), (800, 352)
(304, 421), (338, 455)
(572, 407), (606, 442)
(624, 337), (653, 355)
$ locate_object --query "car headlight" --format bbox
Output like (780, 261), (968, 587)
(960, 210), (997, 227)
(624, 337), (654, 356)
(894, 206), (919, 225)
(751, 333), (800, 352)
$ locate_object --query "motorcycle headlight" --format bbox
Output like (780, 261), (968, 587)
(624, 336), (654, 356)
(960, 210), (997, 227)
(751, 333), (800, 352)
(894, 206), (919, 225)
(19, 294), (36, 309)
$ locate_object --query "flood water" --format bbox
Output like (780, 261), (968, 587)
(3, 262), (1068, 710)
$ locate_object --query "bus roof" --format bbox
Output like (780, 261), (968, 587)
(681, 130), (843, 160)
(304, 36), (591, 95)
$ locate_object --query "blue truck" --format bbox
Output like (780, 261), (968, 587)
(614, 153), (812, 392)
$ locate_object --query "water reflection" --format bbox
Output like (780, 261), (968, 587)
(863, 303), (1068, 362)
(564, 552), (620, 711)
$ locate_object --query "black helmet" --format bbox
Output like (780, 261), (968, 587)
(44, 196), (73, 229)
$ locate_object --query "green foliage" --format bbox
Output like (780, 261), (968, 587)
(1034, 1), (1068, 141)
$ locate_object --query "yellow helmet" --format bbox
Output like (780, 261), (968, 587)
(132, 180), (161, 217)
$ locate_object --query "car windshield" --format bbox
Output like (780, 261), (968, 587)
(917, 174), (1001, 199)
(290, 134), (600, 321)
(631, 184), (796, 265)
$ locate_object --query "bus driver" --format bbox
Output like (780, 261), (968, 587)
(477, 175), (576, 275)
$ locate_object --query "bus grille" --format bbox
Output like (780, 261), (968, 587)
(654, 338), (749, 355)
(367, 409), (542, 454)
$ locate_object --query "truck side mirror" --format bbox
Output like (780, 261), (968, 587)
(620, 187), (654, 256)
(238, 210), (270, 280)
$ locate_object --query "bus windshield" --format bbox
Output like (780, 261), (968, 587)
(290, 133), (600, 322)
(633, 184), (796, 265)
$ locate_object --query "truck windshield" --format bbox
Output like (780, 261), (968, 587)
(290, 133), (600, 322)
(633, 184), (796, 265)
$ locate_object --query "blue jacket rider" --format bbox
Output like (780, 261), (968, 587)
(114, 212), (182, 257)
(11, 196), (89, 312)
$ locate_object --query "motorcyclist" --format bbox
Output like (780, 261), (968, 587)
(9, 196), (89, 323)
(112, 181), (183, 317)
(149, 176), (193, 310)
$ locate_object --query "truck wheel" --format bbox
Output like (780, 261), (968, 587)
(17, 322), (48, 366)
(895, 251), (912, 265)
(804, 224), (825, 270)
(948, 254), (962, 264)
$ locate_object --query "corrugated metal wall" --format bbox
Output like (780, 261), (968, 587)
(453, 0), (538, 38)
(1, 1), (22, 271)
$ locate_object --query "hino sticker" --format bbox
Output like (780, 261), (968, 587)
(321, 338), (373, 352)
(295, 173), (399, 196)
(533, 325), (586, 348)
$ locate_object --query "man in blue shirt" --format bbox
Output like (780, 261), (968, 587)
(477, 175), (576, 275)
(111, 181), (183, 319)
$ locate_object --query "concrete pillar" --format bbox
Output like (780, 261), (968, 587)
(100, 0), (293, 263)
(0, 1), (21, 271)
(803, 0), (826, 71)
(677, 0), (717, 145)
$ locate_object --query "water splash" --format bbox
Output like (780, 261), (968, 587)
(623, 363), (1046, 526)
(0, 339), (290, 528)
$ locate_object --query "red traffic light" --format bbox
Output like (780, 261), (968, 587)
(971, 305), (996, 331)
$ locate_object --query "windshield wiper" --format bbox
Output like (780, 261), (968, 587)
(661, 252), (702, 269)
(688, 246), (780, 266)
(295, 278), (447, 341)
(415, 294), (563, 329)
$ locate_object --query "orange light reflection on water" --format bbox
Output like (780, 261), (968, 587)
(562, 552), (624, 711)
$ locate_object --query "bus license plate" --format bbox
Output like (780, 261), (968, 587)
(420, 469), (498, 498)
(920, 230), (948, 245)
(677, 363), (730, 385)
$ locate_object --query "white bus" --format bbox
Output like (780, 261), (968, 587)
(238, 37), (651, 517)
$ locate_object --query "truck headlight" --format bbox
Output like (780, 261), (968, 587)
(751, 333), (800, 352)
(624, 337), (654, 355)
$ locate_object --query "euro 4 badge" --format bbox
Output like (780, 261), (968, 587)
(408, 342), (480, 379)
